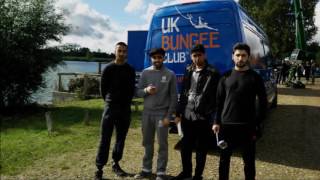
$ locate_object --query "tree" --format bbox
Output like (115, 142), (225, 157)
(301, 0), (319, 43)
(59, 43), (81, 55)
(239, 0), (319, 58)
(260, 0), (295, 57)
(0, 0), (69, 112)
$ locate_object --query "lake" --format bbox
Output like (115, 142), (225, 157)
(32, 61), (107, 104)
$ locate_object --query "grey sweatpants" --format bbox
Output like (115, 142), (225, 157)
(141, 112), (168, 175)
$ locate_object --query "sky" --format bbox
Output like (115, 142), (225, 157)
(54, 0), (320, 53)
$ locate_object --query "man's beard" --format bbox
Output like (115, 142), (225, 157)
(153, 62), (163, 70)
(116, 55), (126, 61)
(194, 59), (205, 67)
(236, 61), (247, 68)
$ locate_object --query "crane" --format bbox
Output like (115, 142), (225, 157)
(290, 0), (308, 61)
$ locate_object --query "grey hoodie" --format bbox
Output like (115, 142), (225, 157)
(136, 65), (177, 119)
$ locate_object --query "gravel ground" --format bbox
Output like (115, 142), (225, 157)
(2, 80), (320, 180)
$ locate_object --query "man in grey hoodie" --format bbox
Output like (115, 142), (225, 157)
(135, 48), (177, 180)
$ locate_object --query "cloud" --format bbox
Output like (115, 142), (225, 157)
(132, 0), (203, 32)
(125, 0), (145, 13)
(57, 0), (112, 38)
(70, 14), (109, 38)
(55, 0), (126, 52)
(141, 3), (160, 26)
(140, 0), (182, 28)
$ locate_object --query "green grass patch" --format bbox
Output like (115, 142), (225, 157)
(0, 99), (143, 175)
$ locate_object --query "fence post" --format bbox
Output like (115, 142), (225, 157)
(83, 74), (89, 98)
(98, 62), (102, 74)
(83, 109), (90, 125)
(58, 73), (62, 92)
(45, 111), (53, 135)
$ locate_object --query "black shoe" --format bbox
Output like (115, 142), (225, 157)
(171, 172), (192, 180)
(95, 169), (103, 180)
(134, 171), (152, 179)
(112, 162), (128, 177)
(156, 175), (167, 180)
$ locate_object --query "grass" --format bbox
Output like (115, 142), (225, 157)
(1, 81), (320, 179)
(0, 99), (142, 176)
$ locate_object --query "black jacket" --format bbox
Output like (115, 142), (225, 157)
(176, 62), (220, 121)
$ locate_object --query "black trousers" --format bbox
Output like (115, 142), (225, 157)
(218, 125), (256, 180)
(96, 104), (131, 169)
(180, 119), (211, 177)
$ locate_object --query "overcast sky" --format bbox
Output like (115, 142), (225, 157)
(55, 0), (320, 53)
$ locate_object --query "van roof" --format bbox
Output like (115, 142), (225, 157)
(156, 0), (236, 10)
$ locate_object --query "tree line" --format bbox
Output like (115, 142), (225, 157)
(239, 0), (320, 60)
(59, 43), (115, 60)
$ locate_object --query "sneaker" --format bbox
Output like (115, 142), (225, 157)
(171, 172), (192, 180)
(112, 162), (128, 177)
(156, 175), (167, 180)
(134, 171), (152, 179)
(94, 169), (103, 180)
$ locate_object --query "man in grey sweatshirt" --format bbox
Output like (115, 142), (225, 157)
(135, 48), (177, 180)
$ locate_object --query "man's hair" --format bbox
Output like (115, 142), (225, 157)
(116, 41), (127, 48)
(149, 48), (165, 57)
(191, 44), (205, 54)
(232, 43), (250, 56)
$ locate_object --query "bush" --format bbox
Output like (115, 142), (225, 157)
(68, 75), (100, 99)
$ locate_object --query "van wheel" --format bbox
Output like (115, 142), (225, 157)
(271, 91), (278, 108)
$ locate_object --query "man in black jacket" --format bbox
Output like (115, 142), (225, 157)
(212, 43), (267, 180)
(95, 42), (136, 180)
(173, 44), (220, 180)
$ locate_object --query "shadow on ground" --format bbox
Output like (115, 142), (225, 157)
(256, 104), (320, 171)
(174, 105), (320, 171)
(278, 86), (320, 97)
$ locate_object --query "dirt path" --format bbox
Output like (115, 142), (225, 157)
(2, 82), (320, 180)
(253, 82), (320, 179)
